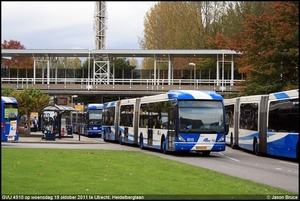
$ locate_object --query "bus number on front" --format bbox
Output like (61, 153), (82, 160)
(187, 138), (194, 142)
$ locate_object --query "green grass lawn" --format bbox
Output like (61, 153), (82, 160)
(1, 148), (296, 200)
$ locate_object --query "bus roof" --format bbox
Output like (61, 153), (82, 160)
(269, 89), (299, 100)
(120, 98), (138, 105)
(1, 96), (18, 104)
(167, 90), (223, 101)
(103, 101), (117, 108)
(87, 103), (103, 110)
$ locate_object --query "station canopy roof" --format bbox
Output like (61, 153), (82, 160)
(43, 104), (75, 113)
(1, 49), (241, 58)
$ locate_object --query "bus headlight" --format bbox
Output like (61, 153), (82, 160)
(178, 134), (186, 142)
(218, 135), (225, 142)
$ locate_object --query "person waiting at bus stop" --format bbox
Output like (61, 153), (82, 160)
(33, 116), (38, 132)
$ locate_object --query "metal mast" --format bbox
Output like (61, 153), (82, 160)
(94, 1), (107, 50)
(92, 1), (110, 87)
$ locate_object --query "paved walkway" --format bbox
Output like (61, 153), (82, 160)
(18, 131), (104, 144)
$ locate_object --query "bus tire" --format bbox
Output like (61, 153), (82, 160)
(119, 134), (123, 145)
(161, 137), (167, 154)
(103, 132), (107, 142)
(139, 134), (144, 149)
(253, 138), (259, 156)
(230, 133), (234, 148)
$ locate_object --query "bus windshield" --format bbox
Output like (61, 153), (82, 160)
(89, 110), (102, 125)
(178, 101), (224, 133)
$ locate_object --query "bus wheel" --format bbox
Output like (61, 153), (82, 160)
(230, 134), (234, 148)
(253, 138), (259, 156)
(103, 133), (107, 142)
(119, 132), (124, 145)
(161, 137), (167, 154)
(139, 134), (144, 149)
(119, 134), (123, 145)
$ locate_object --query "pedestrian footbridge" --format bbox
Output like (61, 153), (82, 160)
(1, 77), (243, 97)
(1, 49), (244, 97)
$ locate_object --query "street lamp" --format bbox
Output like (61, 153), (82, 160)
(221, 50), (225, 92)
(71, 95), (78, 107)
(189, 62), (196, 81)
(87, 49), (91, 90)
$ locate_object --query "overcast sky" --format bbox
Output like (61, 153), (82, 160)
(1, 1), (157, 50)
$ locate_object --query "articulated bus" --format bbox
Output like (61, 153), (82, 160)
(1, 96), (19, 142)
(102, 98), (139, 143)
(224, 89), (299, 159)
(102, 100), (120, 142)
(72, 110), (86, 135)
(103, 90), (228, 155)
(118, 98), (140, 144)
(72, 103), (103, 136)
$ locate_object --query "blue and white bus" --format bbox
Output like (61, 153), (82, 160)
(224, 89), (299, 159)
(102, 98), (141, 144)
(103, 90), (228, 155)
(118, 98), (139, 145)
(72, 103), (103, 136)
(102, 100), (120, 142)
(1, 96), (19, 142)
(137, 90), (228, 155)
(71, 110), (86, 134)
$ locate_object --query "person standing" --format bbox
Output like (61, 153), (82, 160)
(33, 117), (38, 132)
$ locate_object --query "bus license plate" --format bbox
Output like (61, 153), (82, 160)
(196, 146), (207, 150)
(8, 136), (13, 139)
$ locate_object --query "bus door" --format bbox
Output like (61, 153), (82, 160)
(107, 125), (112, 139)
(167, 107), (176, 151)
(107, 114), (113, 140)
(81, 112), (88, 135)
(120, 109), (130, 143)
(147, 112), (154, 147)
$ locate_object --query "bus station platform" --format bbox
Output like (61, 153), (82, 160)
(18, 131), (104, 144)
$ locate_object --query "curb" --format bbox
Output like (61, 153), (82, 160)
(16, 133), (105, 144)
(16, 141), (105, 144)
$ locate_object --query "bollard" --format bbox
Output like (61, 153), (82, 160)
(61, 128), (64, 136)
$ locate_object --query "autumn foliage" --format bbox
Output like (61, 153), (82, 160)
(2, 39), (34, 69)
(208, 2), (298, 95)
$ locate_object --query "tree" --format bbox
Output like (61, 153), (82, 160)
(114, 58), (136, 79)
(220, 2), (271, 41)
(1, 39), (34, 70)
(231, 1), (299, 95)
(140, 2), (227, 50)
(1, 87), (15, 96)
(207, 2), (298, 96)
(10, 87), (50, 134)
(139, 1), (276, 79)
